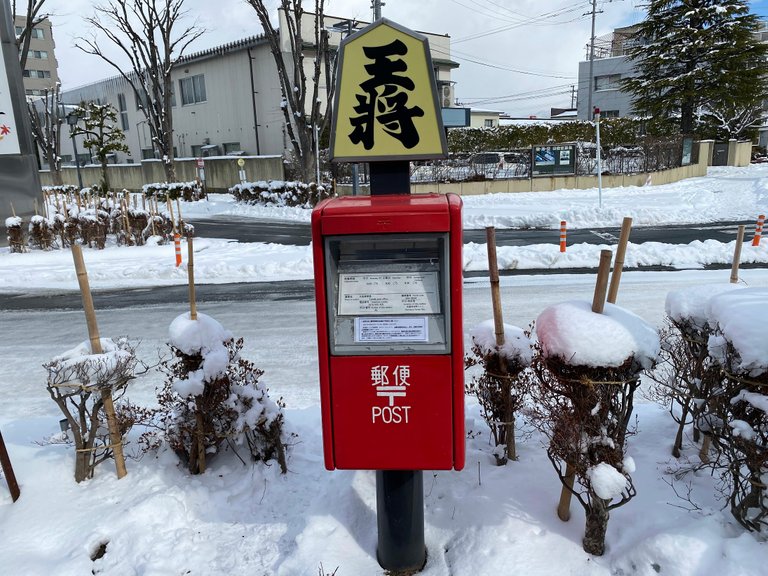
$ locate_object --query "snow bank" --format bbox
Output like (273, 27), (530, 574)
(536, 300), (659, 368)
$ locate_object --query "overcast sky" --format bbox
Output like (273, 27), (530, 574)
(36, 0), (768, 117)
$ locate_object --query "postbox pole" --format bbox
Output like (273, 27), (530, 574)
(370, 161), (427, 572)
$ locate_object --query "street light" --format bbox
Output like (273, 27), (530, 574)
(66, 111), (84, 190)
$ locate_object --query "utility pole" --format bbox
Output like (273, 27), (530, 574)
(372, 0), (385, 20)
(570, 85), (577, 108)
(587, 0), (598, 120)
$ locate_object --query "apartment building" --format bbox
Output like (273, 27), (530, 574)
(57, 11), (458, 166)
(13, 15), (59, 96)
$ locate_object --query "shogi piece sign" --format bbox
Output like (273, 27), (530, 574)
(0, 54), (21, 155)
(312, 194), (465, 471)
(330, 18), (447, 162)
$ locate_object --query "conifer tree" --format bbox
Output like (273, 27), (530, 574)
(622, 0), (768, 138)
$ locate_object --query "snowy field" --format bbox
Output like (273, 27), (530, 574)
(1, 166), (767, 575)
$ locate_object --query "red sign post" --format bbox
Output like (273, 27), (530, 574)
(320, 17), (456, 573)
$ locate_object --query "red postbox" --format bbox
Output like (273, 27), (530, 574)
(312, 193), (465, 472)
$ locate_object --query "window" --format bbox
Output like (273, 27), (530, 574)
(601, 110), (620, 118)
(191, 144), (203, 157)
(15, 26), (22, 35)
(484, 119), (494, 128)
(179, 74), (206, 105)
(30, 28), (44, 39)
(117, 93), (129, 131)
(223, 142), (242, 154)
(141, 148), (156, 160)
(30, 50), (48, 59)
(595, 74), (621, 91)
(135, 91), (148, 111)
(24, 69), (51, 79)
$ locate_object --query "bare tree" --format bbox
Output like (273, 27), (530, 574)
(27, 83), (64, 185)
(75, 0), (204, 182)
(245, 1), (333, 183)
(12, 0), (49, 72)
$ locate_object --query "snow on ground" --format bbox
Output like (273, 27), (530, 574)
(1, 166), (768, 575)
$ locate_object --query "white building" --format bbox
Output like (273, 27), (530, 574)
(57, 11), (458, 167)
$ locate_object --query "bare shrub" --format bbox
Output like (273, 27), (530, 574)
(44, 338), (138, 482)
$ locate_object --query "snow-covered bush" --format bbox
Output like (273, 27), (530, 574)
(465, 319), (534, 465)
(649, 284), (740, 458)
(702, 288), (768, 533)
(5, 216), (24, 253)
(530, 300), (659, 555)
(28, 215), (55, 250)
(44, 338), (137, 482)
(142, 312), (287, 475)
(142, 181), (204, 202)
(230, 180), (332, 208)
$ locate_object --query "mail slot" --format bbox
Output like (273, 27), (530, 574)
(312, 193), (465, 471)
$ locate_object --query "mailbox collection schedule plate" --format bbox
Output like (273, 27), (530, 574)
(338, 271), (440, 315)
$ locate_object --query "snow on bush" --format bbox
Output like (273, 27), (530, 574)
(142, 181), (205, 201)
(141, 312), (287, 475)
(230, 180), (332, 208)
(536, 300), (659, 369)
(706, 287), (768, 377)
(44, 337), (138, 482)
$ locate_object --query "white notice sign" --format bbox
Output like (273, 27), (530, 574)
(355, 317), (429, 343)
(339, 272), (440, 315)
(0, 55), (21, 155)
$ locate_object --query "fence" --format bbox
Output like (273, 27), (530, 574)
(39, 155), (285, 193)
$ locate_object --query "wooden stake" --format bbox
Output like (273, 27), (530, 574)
(71, 245), (127, 479)
(556, 463), (575, 521)
(33, 198), (39, 216)
(167, 199), (177, 235)
(607, 217), (632, 304)
(176, 198), (183, 233)
(486, 227), (515, 462)
(0, 430), (20, 502)
(730, 225), (745, 284)
(592, 250), (613, 314)
(486, 227), (505, 346)
(141, 192), (146, 211)
(10, 202), (16, 217)
(187, 236), (197, 320)
(558, 249), (614, 521)
(150, 203), (157, 237)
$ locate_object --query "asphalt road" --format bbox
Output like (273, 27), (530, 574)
(189, 216), (751, 247)
(0, 217), (760, 311)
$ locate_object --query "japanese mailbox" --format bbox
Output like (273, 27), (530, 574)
(312, 194), (465, 471)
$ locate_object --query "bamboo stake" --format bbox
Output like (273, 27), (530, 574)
(70, 244), (127, 479)
(42, 191), (49, 219)
(187, 236), (197, 321)
(33, 198), (39, 216)
(10, 202), (16, 217)
(486, 227), (515, 462)
(730, 225), (745, 284)
(121, 199), (131, 244)
(558, 249), (613, 521)
(167, 199), (177, 235)
(141, 192), (146, 211)
(0, 430), (20, 502)
(607, 217), (633, 304)
(150, 203), (157, 237)
(176, 198), (183, 234)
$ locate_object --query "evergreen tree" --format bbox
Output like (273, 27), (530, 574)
(622, 0), (768, 138)
(71, 102), (130, 192)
